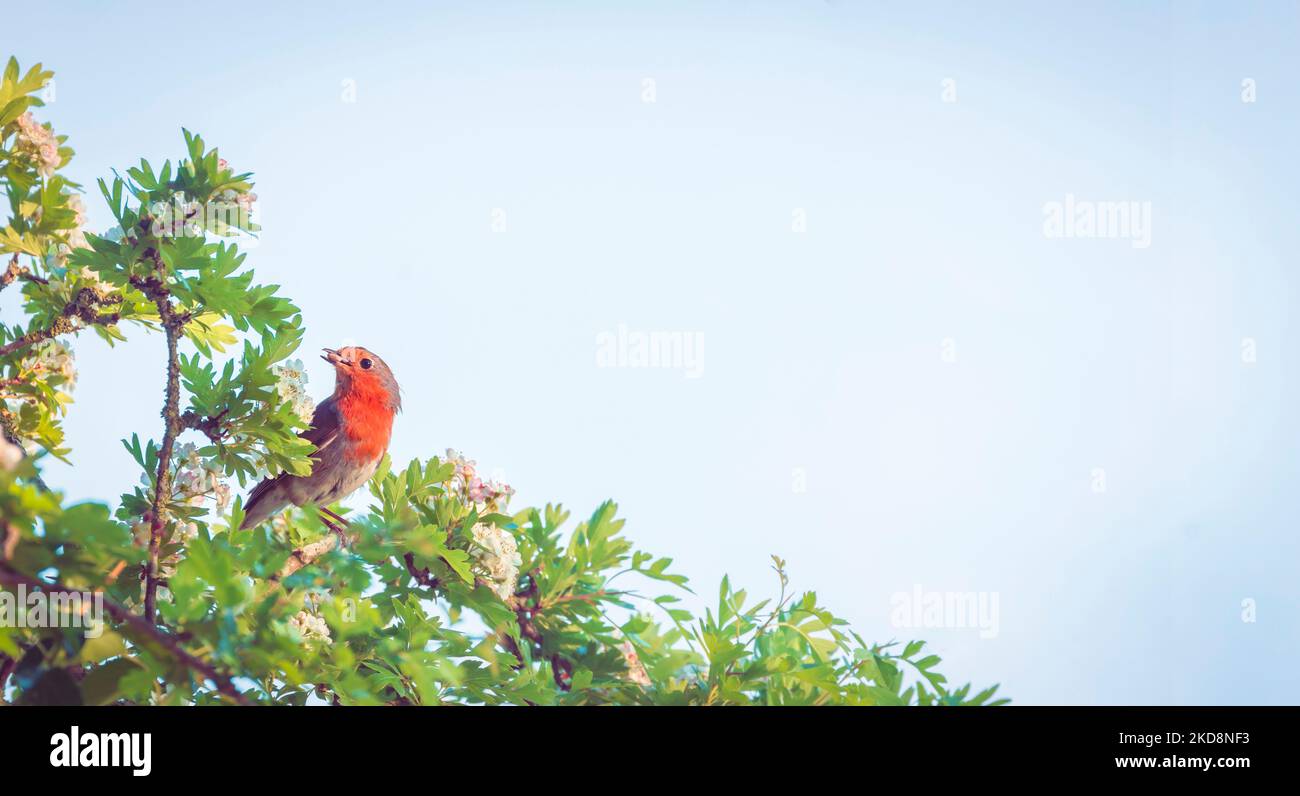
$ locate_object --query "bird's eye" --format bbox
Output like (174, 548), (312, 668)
(359, 358), (373, 370)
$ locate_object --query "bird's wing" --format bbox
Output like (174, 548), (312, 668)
(242, 397), (343, 526)
(301, 396), (342, 455)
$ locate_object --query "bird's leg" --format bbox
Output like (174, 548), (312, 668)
(319, 506), (355, 547)
(317, 510), (353, 548)
(316, 511), (343, 535)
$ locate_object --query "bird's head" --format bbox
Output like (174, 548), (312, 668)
(323, 346), (401, 412)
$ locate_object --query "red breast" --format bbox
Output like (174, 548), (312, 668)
(322, 345), (401, 464)
(337, 378), (396, 462)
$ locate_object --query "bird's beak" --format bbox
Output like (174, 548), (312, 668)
(322, 348), (346, 367)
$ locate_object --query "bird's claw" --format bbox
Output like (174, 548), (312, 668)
(332, 525), (356, 549)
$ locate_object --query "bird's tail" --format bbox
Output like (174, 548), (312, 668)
(239, 475), (290, 530)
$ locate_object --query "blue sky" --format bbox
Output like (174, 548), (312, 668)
(5, 0), (1298, 704)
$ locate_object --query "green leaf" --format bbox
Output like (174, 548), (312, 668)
(81, 658), (144, 706)
(78, 630), (129, 664)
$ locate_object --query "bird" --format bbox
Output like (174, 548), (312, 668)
(239, 346), (401, 538)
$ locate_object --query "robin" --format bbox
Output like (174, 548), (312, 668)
(239, 346), (400, 538)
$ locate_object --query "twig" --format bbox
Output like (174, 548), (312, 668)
(0, 652), (16, 698)
(0, 412), (50, 493)
(504, 571), (573, 692)
(0, 254), (23, 291)
(180, 409), (228, 444)
(1, 522), (17, 561)
(315, 682), (342, 706)
(402, 551), (441, 589)
(0, 254), (45, 291)
(0, 566), (252, 704)
(0, 287), (121, 359)
(542, 589), (614, 609)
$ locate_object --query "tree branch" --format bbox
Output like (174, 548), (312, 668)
(0, 566), (252, 704)
(249, 536), (340, 626)
(0, 287), (121, 359)
(136, 266), (188, 624)
(273, 535), (339, 582)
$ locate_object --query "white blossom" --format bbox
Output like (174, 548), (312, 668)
(438, 451), (521, 598)
(211, 480), (232, 511)
(272, 359), (315, 424)
(175, 521), (200, 542)
(470, 523), (522, 601)
(620, 641), (652, 687)
(14, 112), (60, 178)
(444, 448), (476, 486)
(146, 194), (203, 237)
(65, 193), (88, 250)
(171, 442), (231, 516)
(25, 340), (76, 391)
(208, 185), (257, 231)
(442, 448), (515, 512)
(289, 610), (332, 644)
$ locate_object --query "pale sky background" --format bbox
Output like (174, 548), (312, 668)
(4, 1), (1298, 704)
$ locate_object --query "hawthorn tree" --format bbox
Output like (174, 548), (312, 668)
(0, 57), (1006, 706)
